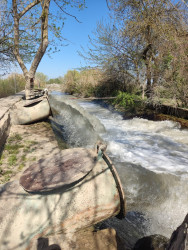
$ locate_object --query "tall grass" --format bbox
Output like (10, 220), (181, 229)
(0, 74), (25, 98)
(63, 69), (101, 97)
(63, 68), (132, 97)
(63, 67), (142, 98)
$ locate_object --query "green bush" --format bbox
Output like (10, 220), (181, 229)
(113, 91), (142, 109)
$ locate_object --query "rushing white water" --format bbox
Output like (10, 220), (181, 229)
(78, 101), (188, 175)
(49, 93), (188, 244)
(77, 100), (188, 238)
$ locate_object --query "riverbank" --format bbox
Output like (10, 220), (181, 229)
(100, 99), (188, 129)
(61, 91), (188, 128)
(44, 86), (188, 128)
(0, 95), (129, 249)
(0, 120), (129, 249)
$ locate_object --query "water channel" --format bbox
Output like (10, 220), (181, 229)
(49, 92), (188, 246)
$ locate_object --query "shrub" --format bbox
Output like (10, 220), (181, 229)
(113, 91), (142, 109)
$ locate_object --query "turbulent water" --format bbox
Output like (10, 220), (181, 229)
(49, 92), (188, 245)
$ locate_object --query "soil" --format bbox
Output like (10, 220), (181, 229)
(72, 227), (127, 250)
(0, 119), (61, 184)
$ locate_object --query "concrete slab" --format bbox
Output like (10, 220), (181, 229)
(0, 93), (24, 150)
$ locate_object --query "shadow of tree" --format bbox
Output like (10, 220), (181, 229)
(0, 148), (125, 249)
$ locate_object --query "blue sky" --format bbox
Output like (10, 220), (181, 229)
(9, 0), (186, 79)
(32, 0), (109, 79)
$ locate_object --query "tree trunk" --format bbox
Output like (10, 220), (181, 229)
(12, 0), (50, 100)
(142, 84), (145, 100)
(145, 59), (152, 98)
(25, 76), (35, 99)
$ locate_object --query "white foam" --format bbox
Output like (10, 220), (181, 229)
(79, 101), (188, 175)
(78, 100), (188, 237)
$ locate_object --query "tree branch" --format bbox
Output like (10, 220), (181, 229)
(54, 0), (82, 23)
(18, 0), (41, 19)
(29, 0), (50, 76)
(181, 0), (188, 8)
(12, 0), (28, 78)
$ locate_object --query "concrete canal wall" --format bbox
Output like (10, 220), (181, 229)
(0, 93), (24, 151)
(148, 103), (188, 119)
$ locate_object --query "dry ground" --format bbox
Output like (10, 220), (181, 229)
(0, 120), (61, 184)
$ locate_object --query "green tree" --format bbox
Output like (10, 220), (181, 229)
(0, 74), (25, 98)
(111, 0), (187, 98)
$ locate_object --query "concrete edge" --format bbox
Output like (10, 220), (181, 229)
(0, 92), (24, 151)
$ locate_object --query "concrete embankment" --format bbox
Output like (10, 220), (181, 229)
(0, 92), (127, 250)
(0, 93), (24, 151)
(149, 104), (188, 120)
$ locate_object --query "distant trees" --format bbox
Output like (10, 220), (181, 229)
(82, 0), (188, 106)
(47, 77), (63, 84)
(0, 74), (25, 98)
(35, 72), (48, 88)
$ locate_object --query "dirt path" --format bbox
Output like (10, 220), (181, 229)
(0, 120), (61, 184)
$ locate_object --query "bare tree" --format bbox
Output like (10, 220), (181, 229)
(11, 0), (85, 99)
(108, 0), (188, 97)
(83, 0), (188, 102)
(0, 1), (15, 74)
(0, 0), (40, 76)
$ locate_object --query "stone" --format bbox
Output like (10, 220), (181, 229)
(11, 97), (50, 125)
(37, 238), (61, 250)
(75, 228), (127, 250)
(20, 148), (97, 192)
(0, 152), (124, 250)
(166, 213), (188, 250)
(23, 96), (44, 107)
(133, 234), (169, 250)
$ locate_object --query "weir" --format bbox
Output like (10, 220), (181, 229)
(49, 94), (106, 148)
(49, 92), (188, 246)
(0, 93), (126, 250)
(1, 91), (188, 249)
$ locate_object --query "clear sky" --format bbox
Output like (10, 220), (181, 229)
(26, 0), (110, 79)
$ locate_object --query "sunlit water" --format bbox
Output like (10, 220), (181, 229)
(49, 93), (188, 244)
